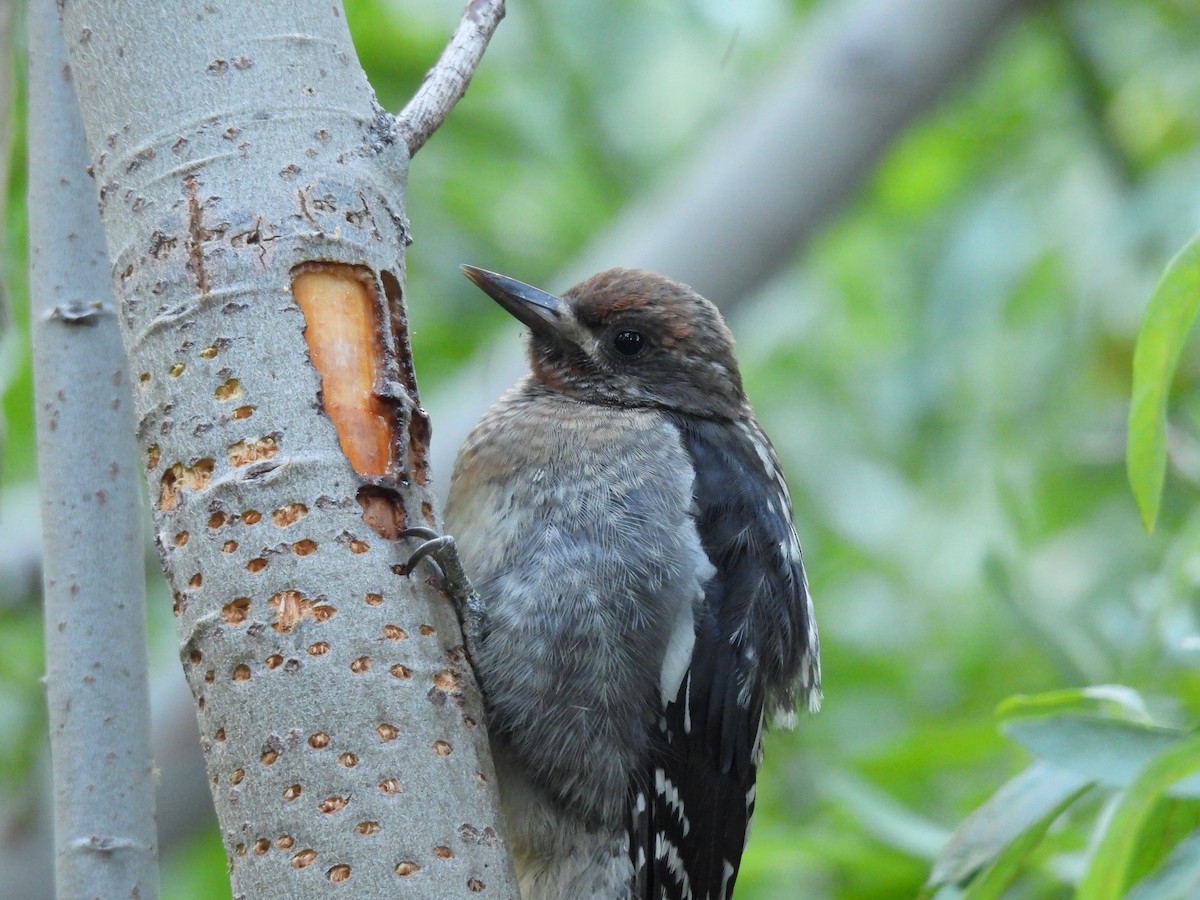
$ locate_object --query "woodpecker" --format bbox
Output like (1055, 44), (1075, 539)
(437, 266), (819, 900)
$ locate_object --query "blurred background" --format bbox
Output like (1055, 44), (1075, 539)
(4, 0), (1200, 896)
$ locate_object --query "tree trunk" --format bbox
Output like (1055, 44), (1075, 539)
(55, 0), (515, 895)
(29, 3), (158, 895)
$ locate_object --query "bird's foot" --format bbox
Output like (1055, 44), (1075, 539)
(400, 527), (484, 666)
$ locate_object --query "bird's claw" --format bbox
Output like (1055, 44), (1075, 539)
(399, 526), (440, 542)
(400, 528), (484, 668)
(399, 528), (455, 575)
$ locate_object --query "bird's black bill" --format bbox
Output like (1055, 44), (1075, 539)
(461, 265), (563, 335)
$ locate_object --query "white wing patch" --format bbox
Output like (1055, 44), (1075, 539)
(659, 597), (696, 707)
(719, 860), (737, 899)
(683, 672), (693, 735)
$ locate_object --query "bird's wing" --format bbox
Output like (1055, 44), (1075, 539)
(632, 413), (818, 900)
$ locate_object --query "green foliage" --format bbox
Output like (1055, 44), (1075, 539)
(1128, 237), (1200, 533)
(925, 761), (1091, 893)
(925, 701), (1200, 898)
(1078, 733), (1200, 899)
(1125, 831), (1200, 899)
(159, 824), (232, 900)
(1003, 715), (1200, 797)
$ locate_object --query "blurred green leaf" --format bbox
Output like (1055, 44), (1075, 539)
(161, 825), (231, 900)
(995, 684), (1151, 723)
(1003, 715), (1200, 797)
(959, 782), (1083, 900)
(1126, 798), (1200, 893)
(926, 761), (1090, 890)
(1127, 234), (1200, 533)
(1125, 830), (1200, 900)
(1077, 733), (1200, 900)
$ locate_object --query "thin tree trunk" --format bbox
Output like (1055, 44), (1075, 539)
(29, 2), (158, 895)
(0, 0), (13, 338)
(56, 0), (514, 896)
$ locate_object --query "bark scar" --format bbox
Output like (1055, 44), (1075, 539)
(185, 174), (210, 295)
(48, 300), (111, 326)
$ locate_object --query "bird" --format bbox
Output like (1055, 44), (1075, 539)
(437, 265), (820, 900)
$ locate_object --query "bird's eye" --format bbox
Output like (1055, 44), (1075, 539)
(612, 329), (644, 358)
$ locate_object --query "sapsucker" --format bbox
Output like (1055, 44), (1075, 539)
(439, 266), (820, 900)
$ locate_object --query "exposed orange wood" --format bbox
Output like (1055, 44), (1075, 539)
(293, 267), (394, 477)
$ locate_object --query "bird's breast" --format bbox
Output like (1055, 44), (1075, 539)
(444, 383), (711, 823)
(446, 384), (699, 581)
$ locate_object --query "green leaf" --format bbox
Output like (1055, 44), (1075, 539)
(1002, 715), (1200, 797)
(1125, 798), (1200, 892)
(1127, 234), (1200, 532)
(927, 761), (1090, 889)
(961, 781), (1085, 900)
(996, 685), (1152, 724)
(1077, 733), (1200, 900)
(1125, 830), (1200, 900)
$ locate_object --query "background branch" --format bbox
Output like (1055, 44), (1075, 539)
(427, 0), (1036, 490)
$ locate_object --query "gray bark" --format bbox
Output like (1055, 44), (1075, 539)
(28, 2), (158, 896)
(0, 0), (13, 336)
(57, 0), (515, 896)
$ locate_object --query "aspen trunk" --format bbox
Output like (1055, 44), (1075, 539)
(29, 3), (158, 895)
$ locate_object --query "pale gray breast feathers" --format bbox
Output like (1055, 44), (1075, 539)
(445, 379), (711, 827)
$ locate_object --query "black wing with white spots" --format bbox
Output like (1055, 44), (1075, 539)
(633, 413), (819, 900)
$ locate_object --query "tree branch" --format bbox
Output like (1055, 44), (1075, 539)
(397, 0), (505, 157)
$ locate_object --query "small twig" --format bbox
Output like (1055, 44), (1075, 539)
(397, 0), (505, 157)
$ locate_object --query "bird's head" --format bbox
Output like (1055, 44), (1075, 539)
(462, 266), (747, 420)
